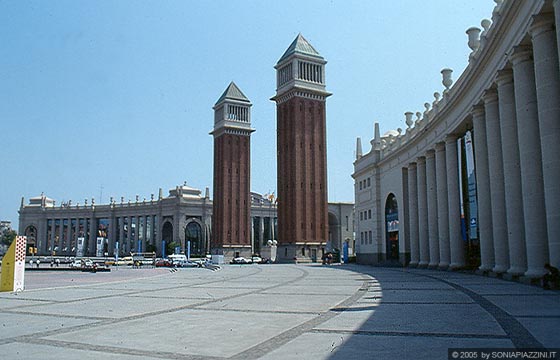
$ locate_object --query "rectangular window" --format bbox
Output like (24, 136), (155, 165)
(369, 231), (373, 244)
(368, 209), (372, 219)
(367, 177), (371, 187)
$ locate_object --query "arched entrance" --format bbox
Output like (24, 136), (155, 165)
(385, 193), (399, 260)
(161, 221), (174, 256)
(185, 221), (203, 256)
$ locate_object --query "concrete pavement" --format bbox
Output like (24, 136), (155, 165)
(0, 264), (558, 359)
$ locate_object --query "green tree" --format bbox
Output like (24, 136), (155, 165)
(1, 230), (17, 246)
(166, 241), (179, 256)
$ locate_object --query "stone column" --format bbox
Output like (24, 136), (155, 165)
(125, 216), (131, 254)
(483, 88), (509, 274)
(417, 156), (429, 267)
(65, 218), (72, 254)
(472, 104), (494, 271)
(426, 149), (439, 267)
(83, 217), (88, 255)
(435, 142), (450, 268)
(446, 135), (465, 269)
(553, 0), (560, 70)
(259, 217), (265, 246)
(88, 215), (96, 256)
(531, 13), (560, 268)
(118, 217), (124, 255)
(407, 162), (419, 267)
(50, 218), (56, 253)
(510, 45), (548, 278)
(58, 219), (65, 254)
(496, 69), (527, 275)
(38, 218), (47, 255)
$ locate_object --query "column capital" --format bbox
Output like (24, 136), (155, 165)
(496, 68), (514, 86)
(417, 156), (426, 164)
(435, 141), (445, 152)
(530, 13), (555, 39)
(472, 103), (485, 117)
(482, 87), (499, 104)
(426, 149), (435, 159)
(509, 45), (533, 65)
(445, 134), (458, 144)
(408, 162), (417, 169)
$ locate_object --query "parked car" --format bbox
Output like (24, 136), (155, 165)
(70, 259), (82, 269)
(155, 258), (173, 267)
(174, 260), (200, 268)
(231, 257), (252, 264)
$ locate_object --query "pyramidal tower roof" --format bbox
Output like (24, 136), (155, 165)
(215, 81), (250, 106)
(277, 34), (323, 64)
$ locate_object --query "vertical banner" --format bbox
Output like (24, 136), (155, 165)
(1, 236), (26, 292)
(464, 131), (478, 239)
(187, 240), (191, 260)
(96, 237), (104, 257)
(457, 138), (467, 241)
(77, 237), (85, 257)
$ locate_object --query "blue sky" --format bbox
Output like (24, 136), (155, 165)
(1, 0), (495, 230)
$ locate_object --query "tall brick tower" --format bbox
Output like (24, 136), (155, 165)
(272, 34), (331, 262)
(211, 82), (254, 260)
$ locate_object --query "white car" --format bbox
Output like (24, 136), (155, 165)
(231, 257), (252, 264)
(69, 260), (82, 269)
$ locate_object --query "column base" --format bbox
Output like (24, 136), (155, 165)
(277, 243), (325, 263)
(524, 268), (546, 278)
(417, 261), (429, 268)
(449, 262), (465, 270)
(507, 266), (526, 276)
(218, 245), (253, 264)
(492, 265), (508, 274)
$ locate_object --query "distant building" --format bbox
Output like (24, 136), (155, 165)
(18, 189), (353, 260)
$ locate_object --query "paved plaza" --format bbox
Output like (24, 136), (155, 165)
(0, 264), (558, 359)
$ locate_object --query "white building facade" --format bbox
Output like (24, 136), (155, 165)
(353, 0), (560, 279)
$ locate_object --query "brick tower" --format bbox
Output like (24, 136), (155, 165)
(211, 82), (254, 260)
(271, 34), (331, 262)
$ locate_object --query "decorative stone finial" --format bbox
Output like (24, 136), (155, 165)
(466, 27), (481, 52)
(84, 199), (88, 206)
(356, 137), (363, 159)
(91, 198), (95, 206)
(481, 19), (491, 34)
(433, 92), (440, 105)
(415, 112), (422, 121)
(441, 68), (453, 90)
(158, 188), (163, 200)
(121, 196), (124, 204)
(151, 194), (154, 201)
(373, 122), (382, 150)
(135, 195), (139, 203)
(404, 112), (414, 128)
